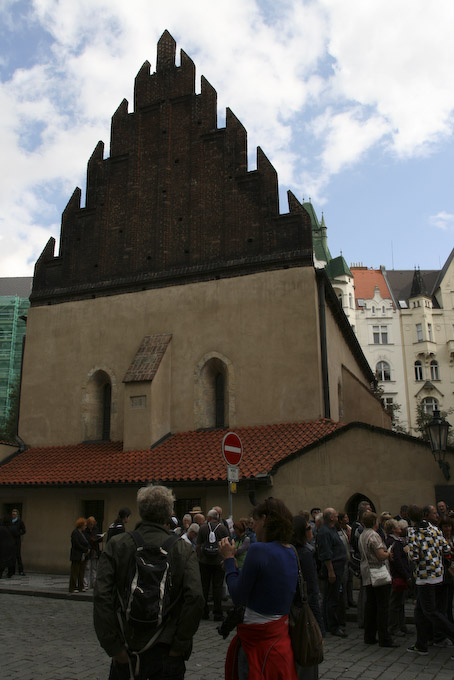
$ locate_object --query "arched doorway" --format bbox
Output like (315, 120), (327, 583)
(345, 493), (376, 521)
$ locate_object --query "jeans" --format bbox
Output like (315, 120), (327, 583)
(108, 645), (185, 680)
(388, 588), (407, 634)
(415, 583), (454, 651)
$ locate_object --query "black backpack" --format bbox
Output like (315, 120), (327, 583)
(202, 522), (221, 556)
(118, 531), (180, 650)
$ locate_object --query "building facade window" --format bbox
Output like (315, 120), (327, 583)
(416, 323), (423, 342)
(422, 397), (438, 415)
(430, 360), (439, 381)
(414, 361), (423, 381)
(373, 325), (388, 344)
(84, 369), (112, 441)
(427, 323), (433, 342)
(376, 361), (391, 381)
(194, 353), (234, 429)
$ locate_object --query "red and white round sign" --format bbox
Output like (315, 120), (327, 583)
(222, 432), (243, 466)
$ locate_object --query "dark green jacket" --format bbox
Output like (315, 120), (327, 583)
(93, 522), (204, 658)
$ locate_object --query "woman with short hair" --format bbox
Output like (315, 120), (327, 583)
(219, 497), (298, 680)
(358, 511), (396, 647)
(69, 517), (90, 593)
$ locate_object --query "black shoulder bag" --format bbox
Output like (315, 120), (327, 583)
(288, 545), (324, 668)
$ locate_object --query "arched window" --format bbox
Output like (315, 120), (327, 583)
(195, 355), (232, 429)
(422, 397), (439, 416)
(84, 370), (112, 441)
(376, 361), (391, 381)
(414, 361), (423, 381)
(430, 360), (440, 381)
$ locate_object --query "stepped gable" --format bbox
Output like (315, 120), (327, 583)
(31, 30), (313, 306)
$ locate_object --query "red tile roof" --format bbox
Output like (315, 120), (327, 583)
(0, 420), (342, 486)
(351, 268), (393, 305)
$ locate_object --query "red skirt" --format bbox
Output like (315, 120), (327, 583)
(225, 615), (297, 680)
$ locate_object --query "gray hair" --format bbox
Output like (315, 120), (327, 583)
(183, 513), (192, 523)
(397, 519), (408, 530)
(137, 485), (175, 524)
(188, 523), (200, 534)
(207, 509), (219, 520)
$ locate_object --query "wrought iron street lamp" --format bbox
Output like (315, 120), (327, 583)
(426, 408), (451, 480)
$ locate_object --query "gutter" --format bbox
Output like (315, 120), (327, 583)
(317, 273), (331, 418)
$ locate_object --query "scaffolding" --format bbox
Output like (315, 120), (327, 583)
(0, 295), (29, 423)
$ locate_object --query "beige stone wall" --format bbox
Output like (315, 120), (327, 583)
(0, 483), (239, 573)
(270, 426), (449, 514)
(20, 268), (327, 448)
(341, 366), (391, 429)
(0, 442), (17, 463)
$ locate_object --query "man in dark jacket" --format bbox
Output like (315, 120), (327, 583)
(10, 509), (26, 575)
(106, 507), (131, 542)
(317, 507), (347, 638)
(196, 509), (230, 621)
(94, 485), (204, 680)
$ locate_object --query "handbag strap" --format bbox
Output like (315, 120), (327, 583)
(289, 544), (308, 603)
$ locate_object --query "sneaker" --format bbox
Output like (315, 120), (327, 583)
(433, 639), (454, 648)
(407, 645), (428, 656)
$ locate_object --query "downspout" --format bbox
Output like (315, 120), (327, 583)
(317, 273), (331, 418)
(14, 328), (27, 452)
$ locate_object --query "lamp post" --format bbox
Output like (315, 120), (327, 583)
(425, 408), (451, 481)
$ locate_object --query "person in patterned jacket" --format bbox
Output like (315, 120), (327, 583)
(406, 504), (454, 656)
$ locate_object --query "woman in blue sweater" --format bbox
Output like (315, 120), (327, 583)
(219, 497), (298, 680)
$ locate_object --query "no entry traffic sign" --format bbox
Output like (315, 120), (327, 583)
(222, 431), (243, 466)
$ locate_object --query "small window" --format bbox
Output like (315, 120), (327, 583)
(349, 293), (353, 309)
(414, 361), (423, 381)
(376, 361), (391, 381)
(422, 397), (438, 415)
(416, 323), (423, 342)
(130, 395), (147, 409)
(428, 323), (433, 342)
(430, 360), (439, 381)
(373, 325), (388, 344)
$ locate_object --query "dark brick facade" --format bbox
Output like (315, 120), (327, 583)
(31, 31), (313, 306)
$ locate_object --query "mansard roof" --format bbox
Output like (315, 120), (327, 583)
(385, 269), (440, 308)
(0, 420), (342, 486)
(31, 31), (313, 307)
(351, 268), (393, 304)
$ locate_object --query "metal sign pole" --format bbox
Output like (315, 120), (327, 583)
(228, 480), (233, 519)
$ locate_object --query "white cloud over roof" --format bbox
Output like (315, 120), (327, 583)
(1, 0), (454, 274)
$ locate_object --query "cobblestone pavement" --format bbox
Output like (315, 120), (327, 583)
(1, 592), (454, 680)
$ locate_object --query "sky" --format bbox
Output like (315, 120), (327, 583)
(1, 0), (454, 277)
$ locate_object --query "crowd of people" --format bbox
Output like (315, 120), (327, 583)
(60, 494), (454, 678)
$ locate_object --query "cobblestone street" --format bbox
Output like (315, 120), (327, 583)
(1, 592), (454, 680)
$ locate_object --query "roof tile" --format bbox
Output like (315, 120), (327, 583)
(0, 420), (342, 486)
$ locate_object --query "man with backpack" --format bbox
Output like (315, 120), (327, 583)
(94, 485), (204, 680)
(196, 508), (230, 621)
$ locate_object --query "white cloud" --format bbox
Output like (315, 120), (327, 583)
(429, 212), (454, 231)
(2, 0), (454, 274)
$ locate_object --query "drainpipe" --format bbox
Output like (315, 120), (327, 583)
(317, 274), (331, 418)
(14, 328), (27, 452)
